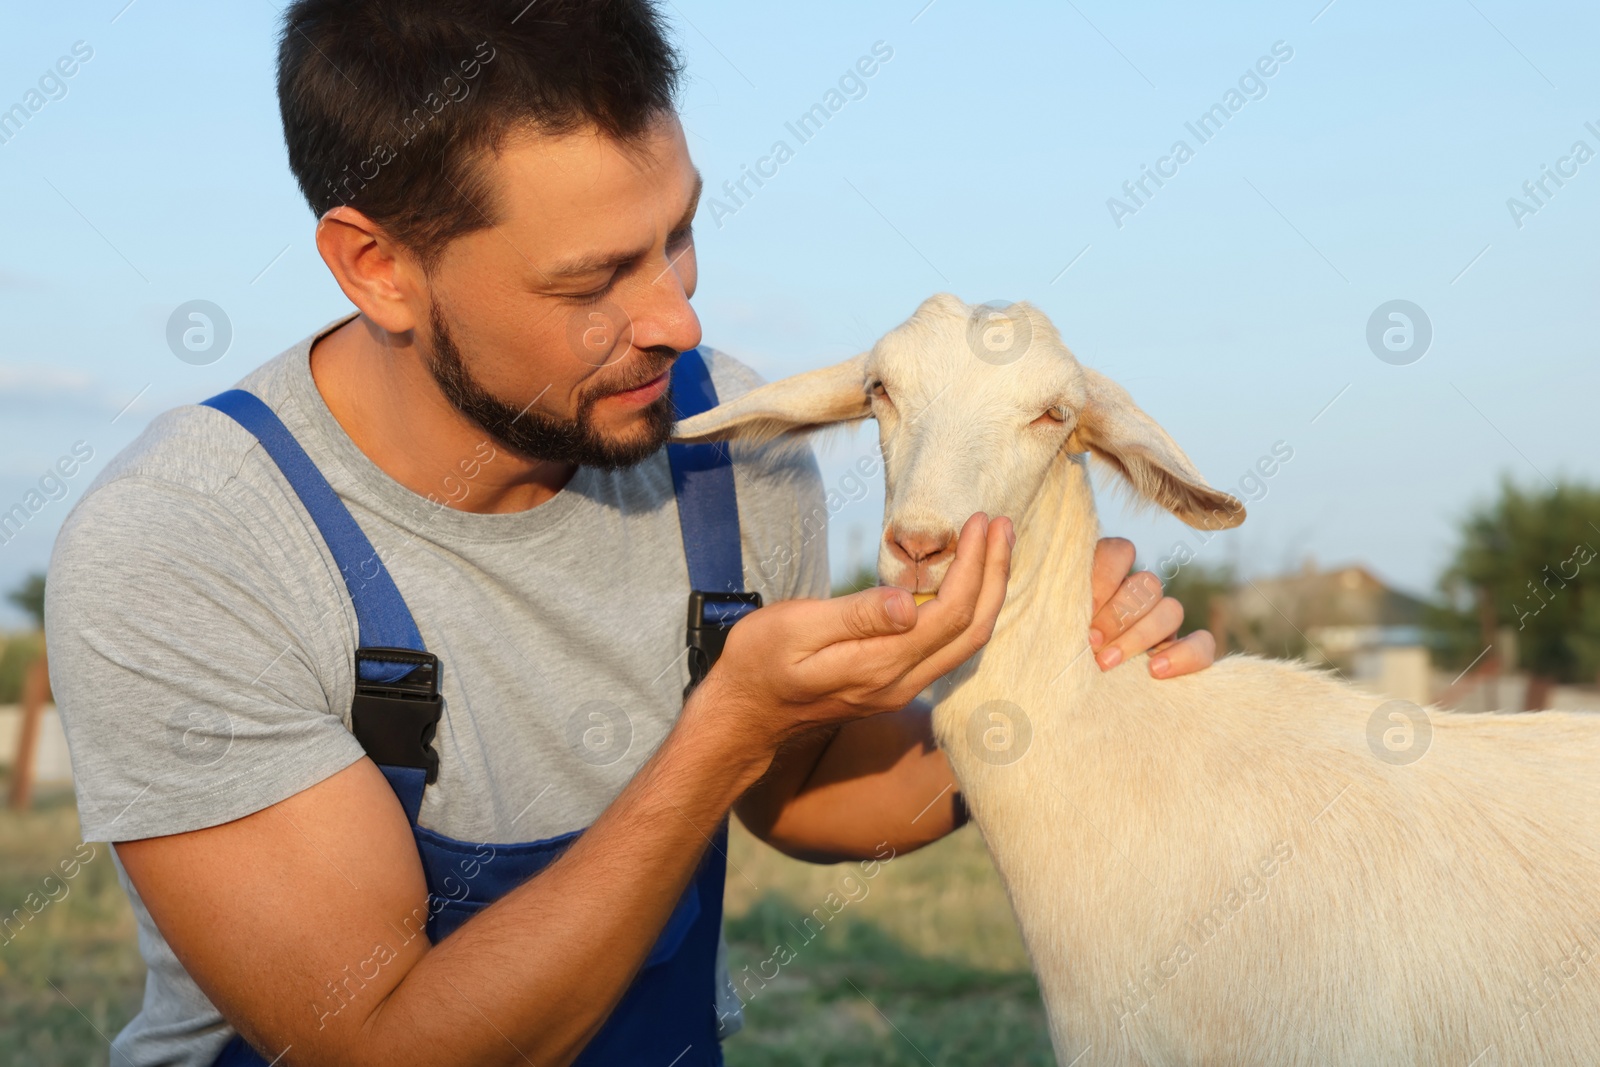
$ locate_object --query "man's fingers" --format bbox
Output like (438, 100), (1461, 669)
(1147, 629), (1216, 678)
(1088, 568), (1163, 650)
(800, 585), (918, 649)
(917, 512), (992, 629)
(968, 515), (1014, 641)
(1095, 595), (1183, 671)
(902, 515), (1013, 692)
(1088, 537), (1137, 620)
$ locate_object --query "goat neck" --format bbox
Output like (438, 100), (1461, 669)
(941, 445), (1103, 702)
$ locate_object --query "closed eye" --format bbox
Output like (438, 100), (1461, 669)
(870, 381), (892, 405)
(1032, 404), (1068, 426)
(565, 278), (616, 306)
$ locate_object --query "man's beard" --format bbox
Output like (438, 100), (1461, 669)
(423, 302), (678, 471)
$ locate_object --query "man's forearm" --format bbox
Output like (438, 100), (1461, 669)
(741, 699), (965, 863)
(358, 676), (767, 1067)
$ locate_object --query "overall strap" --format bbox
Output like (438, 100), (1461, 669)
(203, 389), (439, 822)
(665, 349), (744, 595)
(667, 349), (760, 696)
(202, 391), (424, 680)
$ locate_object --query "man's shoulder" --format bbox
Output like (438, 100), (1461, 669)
(46, 345), (333, 625)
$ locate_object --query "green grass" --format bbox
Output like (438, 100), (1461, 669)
(721, 821), (1055, 1066)
(0, 783), (1052, 1066)
(0, 785), (144, 1067)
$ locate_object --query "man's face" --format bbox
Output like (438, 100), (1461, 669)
(418, 112), (702, 469)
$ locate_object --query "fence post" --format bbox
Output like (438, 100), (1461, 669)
(8, 647), (48, 811)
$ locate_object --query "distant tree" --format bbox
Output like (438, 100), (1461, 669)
(1439, 478), (1600, 707)
(1420, 596), (1482, 674)
(6, 572), (45, 631)
(1161, 560), (1237, 641)
(1, 573), (47, 704)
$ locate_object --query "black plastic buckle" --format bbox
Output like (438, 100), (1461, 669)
(684, 590), (762, 698)
(351, 648), (444, 784)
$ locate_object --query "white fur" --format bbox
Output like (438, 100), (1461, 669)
(676, 294), (1600, 1066)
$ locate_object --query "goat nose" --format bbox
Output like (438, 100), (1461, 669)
(892, 528), (955, 563)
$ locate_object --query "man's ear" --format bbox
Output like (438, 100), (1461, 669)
(672, 353), (872, 446)
(1067, 366), (1246, 531)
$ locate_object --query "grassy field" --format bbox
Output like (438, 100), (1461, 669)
(0, 786), (144, 1067)
(0, 781), (1052, 1066)
(721, 820), (1055, 1066)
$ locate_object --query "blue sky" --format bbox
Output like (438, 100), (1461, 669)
(0, 0), (1594, 627)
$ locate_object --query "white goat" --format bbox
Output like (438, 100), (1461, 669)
(676, 293), (1600, 1066)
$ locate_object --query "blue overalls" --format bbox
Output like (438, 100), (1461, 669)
(203, 349), (759, 1067)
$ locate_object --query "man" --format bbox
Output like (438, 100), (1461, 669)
(46, 2), (1214, 1065)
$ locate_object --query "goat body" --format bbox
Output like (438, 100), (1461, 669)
(932, 451), (1600, 1066)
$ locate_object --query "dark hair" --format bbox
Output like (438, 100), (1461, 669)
(277, 0), (683, 270)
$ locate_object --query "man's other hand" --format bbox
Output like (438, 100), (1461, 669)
(1086, 537), (1217, 678)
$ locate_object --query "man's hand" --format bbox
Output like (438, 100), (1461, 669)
(1086, 536), (1216, 678)
(697, 511), (1013, 780)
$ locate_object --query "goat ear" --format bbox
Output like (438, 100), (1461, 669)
(1067, 367), (1246, 531)
(672, 353), (872, 445)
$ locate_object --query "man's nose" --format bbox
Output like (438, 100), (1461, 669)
(627, 260), (701, 356)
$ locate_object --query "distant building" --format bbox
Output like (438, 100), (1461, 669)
(1213, 559), (1597, 712)
(1221, 559), (1430, 668)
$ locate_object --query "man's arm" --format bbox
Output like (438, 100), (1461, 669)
(116, 512), (1012, 1067)
(735, 698), (948, 861)
(737, 537), (1216, 861)
(118, 698), (758, 1067)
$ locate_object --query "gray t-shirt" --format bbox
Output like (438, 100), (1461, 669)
(45, 313), (830, 1067)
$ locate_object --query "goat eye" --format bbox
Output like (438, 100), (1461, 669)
(870, 381), (891, 404)
(1036, 405), (1068, 425)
